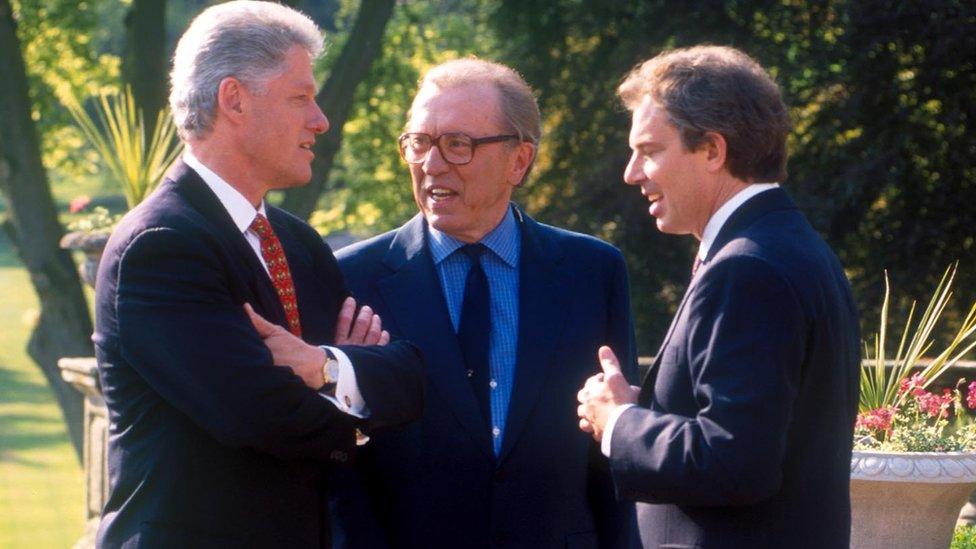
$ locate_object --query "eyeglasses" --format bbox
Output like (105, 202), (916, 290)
(398, 132), (519, 166)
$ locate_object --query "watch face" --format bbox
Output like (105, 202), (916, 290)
(326, 359), (339, 383)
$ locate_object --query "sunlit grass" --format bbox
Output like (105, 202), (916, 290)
(0, 232), (84, 548)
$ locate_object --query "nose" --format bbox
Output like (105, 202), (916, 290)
(623, 152), (645, 186)
(309, 103), (329, 134)
(421, 141), (449, 175)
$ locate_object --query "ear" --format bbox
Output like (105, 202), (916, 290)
(507, 141), (537, 186)
(216, 77), (247, 125)
(700, 131), (727, 174)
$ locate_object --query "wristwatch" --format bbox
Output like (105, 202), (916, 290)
(322, 348), (340, 387)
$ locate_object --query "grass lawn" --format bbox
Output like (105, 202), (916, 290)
(0, 231), (85, 548)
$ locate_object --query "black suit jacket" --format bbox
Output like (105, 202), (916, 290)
(609, 188), (860, 548)
(92, 160), (424, 548)
(331, 206), (638, 548)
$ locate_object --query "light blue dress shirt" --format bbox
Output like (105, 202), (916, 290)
(427, 207), (520, 455)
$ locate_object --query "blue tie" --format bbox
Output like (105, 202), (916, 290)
(457, 244), (491, 427)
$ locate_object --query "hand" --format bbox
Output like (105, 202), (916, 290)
(334, 297), (390, 346)
(245, 303), (326, 390)
(576, 346), (639, 442)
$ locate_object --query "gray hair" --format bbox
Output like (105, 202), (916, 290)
(413, 57), (541, 184)
(169, 0), (323, 140)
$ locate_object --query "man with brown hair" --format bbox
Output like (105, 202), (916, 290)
(577, 45), (860, 547)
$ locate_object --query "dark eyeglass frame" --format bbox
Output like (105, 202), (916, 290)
(398, 132), (520, 166)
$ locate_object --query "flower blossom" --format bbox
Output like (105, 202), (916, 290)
(69, 195), (91, 214)
(967, 381), (976, 410)
(916, 388), (953, 419)
(856, 407), (895, 433)
(898, 373), (927, 397)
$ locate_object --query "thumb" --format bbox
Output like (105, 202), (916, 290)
(598, 345), (622, 377)
(244, 303), (276, 338)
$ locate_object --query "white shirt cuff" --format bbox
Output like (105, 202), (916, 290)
(320, 346), (369, 418)
(601, 403), (636, 457)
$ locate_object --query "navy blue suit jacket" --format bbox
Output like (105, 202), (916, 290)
(609, 188), (860, 548)
(92, 160), (424, 548)
(333, 206), (638, 548)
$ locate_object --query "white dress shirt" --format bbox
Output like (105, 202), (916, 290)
(183, 151), (367, 418)
(600, 183), (780, 457)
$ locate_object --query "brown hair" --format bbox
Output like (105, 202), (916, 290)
(618, 45), (790, 182)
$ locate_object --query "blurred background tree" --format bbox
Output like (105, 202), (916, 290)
(1, 0), (974, 544)
(1, 0), (974, 476)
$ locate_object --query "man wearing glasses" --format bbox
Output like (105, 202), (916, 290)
(330, 58), (638, 547)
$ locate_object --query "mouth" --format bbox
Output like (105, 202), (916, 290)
(299, 142), (314, 154)
(645, 191), (662, 205)
(426, 186), (459, 202)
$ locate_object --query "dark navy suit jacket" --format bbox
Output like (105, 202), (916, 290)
(92, 160), (424, 548)
(332, 206), (638, 548)
(609, 188), (860, 548)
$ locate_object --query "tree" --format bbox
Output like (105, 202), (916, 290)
(280, 0), (397, 219)
(307, 0), (500, 236)
(490, 0), (976, 352)
(123, 0), (168, 131)
(0, 0), (94, 460)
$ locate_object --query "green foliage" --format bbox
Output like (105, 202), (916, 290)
(953, 524), (976, 549)
(488, 0), (976, 351)
(12, 0), (123, 187)
(0, 232), (84, 546)
(854, 381), (976, 452)
(310, 0), (499, 236)
(66, 206), (120, 234)
(62, 86), (183, 210)
(860, 265), (976, 413)
(855, 265), (976, 451)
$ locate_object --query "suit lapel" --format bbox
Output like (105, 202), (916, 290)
(499, 210), (571, 462)
(170, 159), (287, 327)
(640, 280), (696, 396)
(376, 215), (494, 460)
(639, 187), (799, 393)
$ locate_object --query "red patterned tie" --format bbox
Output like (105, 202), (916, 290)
(250, 214), (302, 337)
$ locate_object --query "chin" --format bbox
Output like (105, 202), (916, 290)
(426, 214), (464, 238)
(655, 218), (676, 234)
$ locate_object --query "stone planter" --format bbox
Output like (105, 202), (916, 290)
(59, 357), (107, 549)
(851, 450), (976, 549)
(60, 231), (110, 288)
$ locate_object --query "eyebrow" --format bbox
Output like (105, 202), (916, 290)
(631, 138), (662, 151)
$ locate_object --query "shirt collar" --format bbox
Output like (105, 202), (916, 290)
(698, 183), (779, 261)
(183, 150), (266, 234)
(428, 205), (519, 267)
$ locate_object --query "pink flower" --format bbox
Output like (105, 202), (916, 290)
(916, 388), (953, 418)
(856, 407), (895, 433)
(69, 195), (91, 213)
(899, 373), (927, 397)
(966, 381), (976, 410)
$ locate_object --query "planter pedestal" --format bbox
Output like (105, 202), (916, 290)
(851, 450), (976, 549)
(59, 357), (107, 549)
(60, 231), (110, 287)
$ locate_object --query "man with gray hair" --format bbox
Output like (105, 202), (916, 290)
(93, 2), (424, 546)
(324, 57), (638, 547)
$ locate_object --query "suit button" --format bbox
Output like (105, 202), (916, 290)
(494, 468), (507, 482)
(329, 450), (348, 462)
(492, 532), (508, 544)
